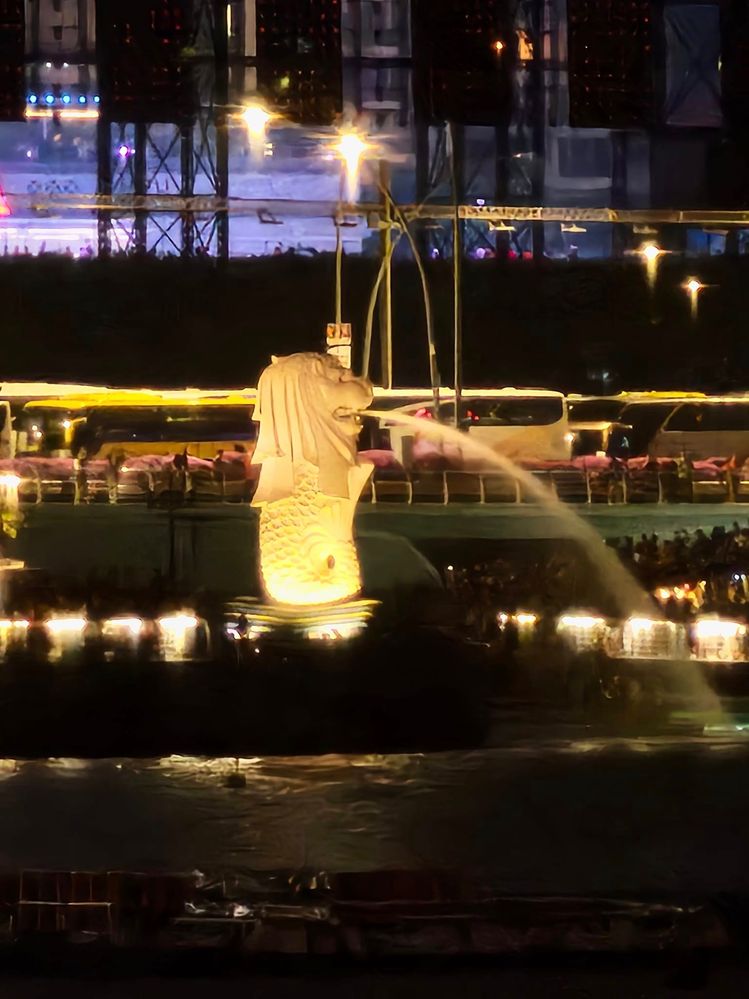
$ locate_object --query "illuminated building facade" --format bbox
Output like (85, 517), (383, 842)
(0, 0), (746, 258)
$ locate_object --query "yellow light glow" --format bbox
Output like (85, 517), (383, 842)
(492, 40), (505, 55)
(684, 277), (705, 320)
(335, 131), (368, 201)
(103, 616), (143, 639)
(0, 619), (29, 658)
(45, 616), (87, 635)
(45, 616), (87, 661)
(558, 615), (606, 629)
(517, 30), (534, 61)
(627, 617), (656, 632)
(0, 473), (21, 489)
(240, 103), (273, 141)
(25, 107), (99, 121)
(514, 612), (538, 627)
(157, 613), (199, 661)
(638, 243), (664, 291)
(694, 619), (746, 640)
(557, 613), (608, 652)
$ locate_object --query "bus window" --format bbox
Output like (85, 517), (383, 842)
(73, 405), (256, 458)
(441, 397), (564, 427)
(609, 402), (678, 456)
(701, 404), (749, 432)
(568, 399), (626, 424)
(666, 403), (749, 433)
(161, 406), (256, 440)
(665, 403), (703, 431)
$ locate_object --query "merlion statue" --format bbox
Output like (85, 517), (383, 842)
(251, 353), (374, 606)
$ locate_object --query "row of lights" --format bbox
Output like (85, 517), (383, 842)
(508, 609), (748, 662)
(240, 108), (716, 303)
(638, 242), (707, 318)
(28, 94), (99, 106)
(0, 613), (201, 661)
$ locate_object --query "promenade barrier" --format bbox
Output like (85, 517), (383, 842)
(0, 455), (743, 507)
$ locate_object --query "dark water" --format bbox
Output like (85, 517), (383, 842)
(1, 727), (748, 898)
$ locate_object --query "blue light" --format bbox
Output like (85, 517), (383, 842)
(44, 94), (55, 105)
(78, 95), (87, 105)
(93, 95), (100, 104)
(28, 94), (38, 105)
(61, 94), (71, 105)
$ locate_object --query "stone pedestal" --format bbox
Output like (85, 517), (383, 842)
(225, 598), (379, 643)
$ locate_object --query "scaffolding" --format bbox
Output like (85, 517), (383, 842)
(95, 0), (229, 257)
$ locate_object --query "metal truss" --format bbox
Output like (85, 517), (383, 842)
(96, 0), (229, 257)
(413, 0), (550, 259)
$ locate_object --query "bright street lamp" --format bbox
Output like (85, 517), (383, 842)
(639, 241), (665, 289)
(240, 103), (273, 140)
(239, 103), (275, 163)
(683, 277), (705, 320)
(330, 130), (370, 343)
(334, 131), (368, 202)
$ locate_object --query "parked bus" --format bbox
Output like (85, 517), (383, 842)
(604, 396), (749, 462)
(20, 389), (256, 460)
(377, 388), (572, 464)
(647, 397), (749, 463)
(0, 383), (109, 456)
(568, 392), (705, 456)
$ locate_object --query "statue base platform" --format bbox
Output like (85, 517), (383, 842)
(224, 598), (380, 643)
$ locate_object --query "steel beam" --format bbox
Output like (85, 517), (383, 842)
(14, 192), (749, 227)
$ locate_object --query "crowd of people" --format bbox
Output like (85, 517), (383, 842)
(612, 522), (749, 575)
(442, 520), (749, 641)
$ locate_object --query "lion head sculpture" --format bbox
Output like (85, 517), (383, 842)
(250, 353), (374, 606)
(251, 352), (373, 505)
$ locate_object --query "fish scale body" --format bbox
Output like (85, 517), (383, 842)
(258, 463), (362, 605)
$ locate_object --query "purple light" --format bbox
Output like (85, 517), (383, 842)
(117, 144), (132, 160)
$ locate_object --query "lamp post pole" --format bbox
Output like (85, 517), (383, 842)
(378, 159), (393, 389)
(335, 208), (343, 330)
(449, 121), (464, 429)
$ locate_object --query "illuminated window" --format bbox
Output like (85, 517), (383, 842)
(516, 29), (533, 61)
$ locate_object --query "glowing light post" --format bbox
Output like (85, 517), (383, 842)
(332, 131), (368, 365)
(639, 242), (665, 292)
(240, 102), (273, 164)
(336, 131), (367, 205)
(683, 277), (705, 321)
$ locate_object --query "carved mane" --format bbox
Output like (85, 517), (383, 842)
(251, 353), (368, 504)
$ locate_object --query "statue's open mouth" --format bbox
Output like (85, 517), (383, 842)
(333, 407), (361, 424)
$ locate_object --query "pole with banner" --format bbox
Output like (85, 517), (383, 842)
(326, 323), (353, 369)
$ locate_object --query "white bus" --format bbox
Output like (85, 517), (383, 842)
(372, 388), (572, 464)
(648, 397), (749, 463)
(568, 392), (705, 456)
